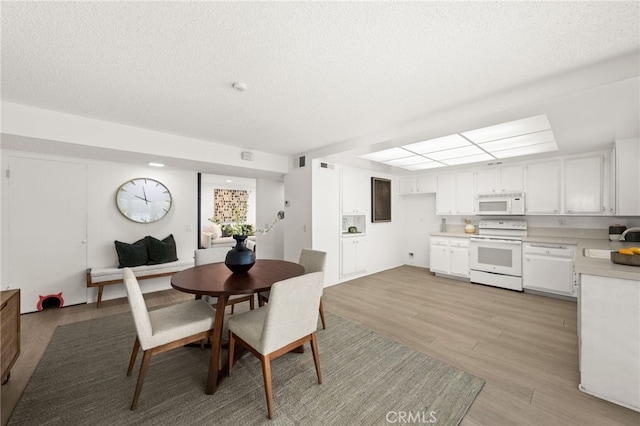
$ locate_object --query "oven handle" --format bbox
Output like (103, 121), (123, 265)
(470, 237), (522, 245)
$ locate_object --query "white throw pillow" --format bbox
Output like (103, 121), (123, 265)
(203, 222), (222, 240)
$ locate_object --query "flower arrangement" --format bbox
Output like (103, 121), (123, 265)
(209, 201), (284, 236)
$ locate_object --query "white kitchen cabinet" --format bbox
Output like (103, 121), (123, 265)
(476, 165), (524, 194)
(614, 139), (640, 216)
(341, 237), (367, 276)
(525, 160), (561, 214)
(523, 243), (576, 297)
(580, 274), (640, 411)
(436, 171), (474, 215)
(342, 168), (369, 213)
(429, 237), (449, 274)
(399, 177), (416, 194)
(399, 175), (436, 195)
(563, 155), (604, 214)
(429, 236), (469, 279)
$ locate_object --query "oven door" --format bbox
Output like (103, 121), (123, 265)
(469, 237), (522, 277)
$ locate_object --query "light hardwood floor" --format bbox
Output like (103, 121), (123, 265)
(1, 266), (638, 425)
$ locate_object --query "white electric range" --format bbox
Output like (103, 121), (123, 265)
(469, 219), (528, 291)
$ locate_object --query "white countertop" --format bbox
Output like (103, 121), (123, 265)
(430, 230), (640, 281)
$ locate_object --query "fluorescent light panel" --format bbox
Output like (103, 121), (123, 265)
(461, 115), (551, 143)
(403, 134), (470, 154)
(402, 161), (446, 171)
(359, 147), (411, 162)
(359, 114), (557, 170)
(383, 155), (432, 167)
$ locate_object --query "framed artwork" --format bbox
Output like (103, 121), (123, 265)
(371, 177), (391, 222)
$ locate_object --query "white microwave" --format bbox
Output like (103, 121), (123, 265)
(476, 192), (525, 215)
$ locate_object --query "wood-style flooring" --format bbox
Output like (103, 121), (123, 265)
(1, 266), (638, 425)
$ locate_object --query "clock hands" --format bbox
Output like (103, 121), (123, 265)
(134, 187), (149, 204)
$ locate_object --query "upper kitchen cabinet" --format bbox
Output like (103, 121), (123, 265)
(475, 165), (524, 193)
(398, 175), (436, 195)
(614, 139), (640, 216)
(436, 171), (474, 215)
(341, 168), (369, 214)
(526, 160), (561, 214)
(563, 155), (604, 215)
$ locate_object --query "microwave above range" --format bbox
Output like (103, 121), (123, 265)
(476, 192), (525, 215)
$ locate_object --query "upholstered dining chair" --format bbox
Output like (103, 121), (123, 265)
(122, 268), (216, 410)
(259, 248), (327, 328)
(228, 271), (324, 419)
(195, 248), (255, 313)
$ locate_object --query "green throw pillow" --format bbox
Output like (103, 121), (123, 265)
(115, 237), (149, 268)
(147, 234), (179, 265)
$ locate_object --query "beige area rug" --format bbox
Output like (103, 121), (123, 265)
(8, 311), (484, 425)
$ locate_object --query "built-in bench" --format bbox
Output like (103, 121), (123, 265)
(86, 258), (194, 307)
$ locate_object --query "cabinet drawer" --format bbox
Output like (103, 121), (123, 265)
(449, 238), (470, 248)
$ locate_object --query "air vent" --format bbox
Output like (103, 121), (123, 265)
(293, 155), (306, 168)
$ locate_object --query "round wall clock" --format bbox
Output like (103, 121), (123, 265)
(116, 178), (172, 223)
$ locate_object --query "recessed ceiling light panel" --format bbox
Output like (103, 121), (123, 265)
(492, 141), (558, 159)
(360, 114), (557, 170)
(424, 145), (487, 161)
(402, 134), (470, 154)
(479, 130), (555, 151)
(383, 155), (432, 167)
(461, 115), (550, 143)
(442, 153), (495, 166)
(402, 161), (446, 171)
(359, 147), (411, 162)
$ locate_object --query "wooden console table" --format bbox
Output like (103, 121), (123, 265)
(1, 289), (20, 384)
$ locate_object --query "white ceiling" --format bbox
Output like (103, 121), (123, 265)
(1, 1), (639, 172)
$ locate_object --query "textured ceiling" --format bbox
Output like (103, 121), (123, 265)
(2, 1), (639, 164)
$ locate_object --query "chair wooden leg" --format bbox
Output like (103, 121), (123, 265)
(127, 337), (140, 376)
(318, 298), (326, 329)
(310, 332), (322, 384)
(261, 355), (274, 419)
(131, 350), (152, 410)
(231, 304), (235, 314)
(258, 294), (265, 307)
(228, 332), (236, 375)
(249, 295), (255, 310)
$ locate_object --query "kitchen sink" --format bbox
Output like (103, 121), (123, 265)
(582, 248), (613, 259)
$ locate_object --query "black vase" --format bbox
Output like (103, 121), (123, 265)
(224, 235), (256, 273)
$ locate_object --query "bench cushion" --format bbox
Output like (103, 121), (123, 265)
(90, 258), (194, 283)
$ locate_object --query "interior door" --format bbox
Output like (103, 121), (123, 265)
(7, 156), (88, 313)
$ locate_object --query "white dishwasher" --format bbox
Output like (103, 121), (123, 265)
(523, 243), (576, 297)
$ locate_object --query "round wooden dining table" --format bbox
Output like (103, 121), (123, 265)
(171, 259), (305, 394)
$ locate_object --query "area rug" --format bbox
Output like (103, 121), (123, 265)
(8, 311), (484, 425)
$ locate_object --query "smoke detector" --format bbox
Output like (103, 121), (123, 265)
(232, 82), (247, 92)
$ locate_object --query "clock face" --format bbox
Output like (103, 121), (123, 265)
(116, 178), (172, 223)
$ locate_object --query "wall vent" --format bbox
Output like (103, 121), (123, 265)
(293, 155), (306, 168)
(319, 162), (335, 170)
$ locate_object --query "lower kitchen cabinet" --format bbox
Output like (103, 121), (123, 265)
(341, 237), (367, 276)
(523, 243), (577, 297)
(579, 274), (639, 411)
(430, 236), (469, 279)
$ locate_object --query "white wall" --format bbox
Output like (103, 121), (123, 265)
(283, 165), (313, 262)
(361, 170), (405, 275)
(1, 149), (199, 303)
(256, 178), (285, 260)
(402, 193), (439, 268)
(312, 160), (340, 284)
